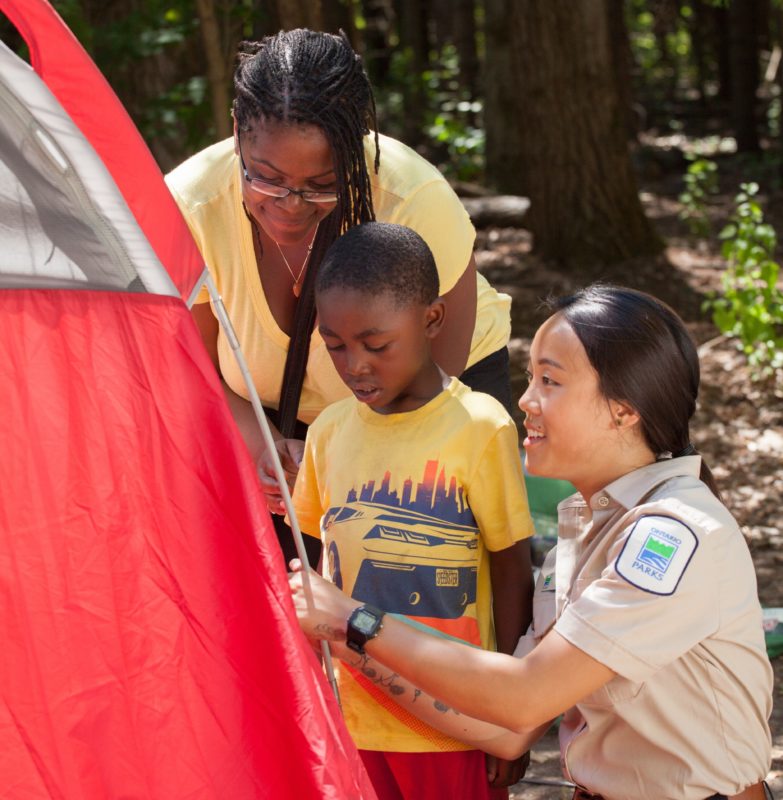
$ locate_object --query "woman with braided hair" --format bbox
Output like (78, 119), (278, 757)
(166, 29), (515, 568)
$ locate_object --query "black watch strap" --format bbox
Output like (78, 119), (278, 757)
(346, 604), (385, 654)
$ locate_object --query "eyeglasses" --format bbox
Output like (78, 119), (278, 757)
(236, 130), (338, 204)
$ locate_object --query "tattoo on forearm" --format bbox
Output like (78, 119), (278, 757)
(314, 623), (342, 639)
(349, 654), (405, 696)
(433, 699), (460, 715)
(346, 654), (460, 714)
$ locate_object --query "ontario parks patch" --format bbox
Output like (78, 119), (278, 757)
(615, 515), (698, 595)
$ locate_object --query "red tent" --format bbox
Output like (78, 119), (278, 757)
(0, 2), (374, 797)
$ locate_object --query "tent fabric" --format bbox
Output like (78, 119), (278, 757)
(0, 0), (205, 300)
(0, 40), (178, 295)
(0, 290), (374, 798)
(0, 3), (376, 797)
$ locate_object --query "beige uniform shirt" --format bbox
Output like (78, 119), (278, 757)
(550, 457), (772, 800)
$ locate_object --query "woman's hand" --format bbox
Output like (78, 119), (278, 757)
(288, 559), (359, 641)
(257, 438), (305, 514)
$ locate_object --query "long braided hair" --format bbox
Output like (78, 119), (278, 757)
(232, 29), (380, 435)
(233, 28), (379, 233)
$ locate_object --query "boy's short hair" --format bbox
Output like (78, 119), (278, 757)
(316, 222), (439, 307)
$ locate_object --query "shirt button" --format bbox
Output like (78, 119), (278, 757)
(598, 496), (610, 508)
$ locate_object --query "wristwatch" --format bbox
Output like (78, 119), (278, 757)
(346, 604), (386, 654)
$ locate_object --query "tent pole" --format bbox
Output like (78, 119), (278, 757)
(204, 273), (341, 706)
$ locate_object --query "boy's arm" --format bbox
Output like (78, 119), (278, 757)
(473, 422), (536, 787)
(490, 539), (534, 653)
(469, 421), (535, 651)
(487, 539), (534, 786)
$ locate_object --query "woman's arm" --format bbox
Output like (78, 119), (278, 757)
(431, 254), (477, 377)
(290, 567), (616, 733)
(191, 301), (220, 370)
(330, 639), (549, 760)
(191, 302), (280, 455)
(190, 302), (302, 507)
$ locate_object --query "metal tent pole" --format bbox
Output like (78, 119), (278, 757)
(203, 273), (340, 705)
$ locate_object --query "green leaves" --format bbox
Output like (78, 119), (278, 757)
(376, 44), (485, 182)
(705, 183), (783, 379)
(678, 155), (718, 236)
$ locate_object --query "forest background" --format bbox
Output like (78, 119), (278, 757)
(2, 0), (781, 796)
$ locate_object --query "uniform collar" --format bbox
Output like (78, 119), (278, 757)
(555, 456), (703, 519)
(597, 456), (702, 511)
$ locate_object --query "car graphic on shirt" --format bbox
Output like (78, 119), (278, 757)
(323, 501), (479, 619)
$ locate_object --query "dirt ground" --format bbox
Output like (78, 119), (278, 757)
(471, 163), (783, 797)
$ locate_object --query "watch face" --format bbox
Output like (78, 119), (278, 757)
(352, 608), (379, 635)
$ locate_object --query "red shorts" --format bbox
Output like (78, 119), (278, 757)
(359, 749), (509, 800)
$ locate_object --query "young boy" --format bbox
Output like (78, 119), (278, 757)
(292, 222), (535, 800)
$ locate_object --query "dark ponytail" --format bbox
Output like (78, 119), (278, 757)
(549, 285), (722, 499)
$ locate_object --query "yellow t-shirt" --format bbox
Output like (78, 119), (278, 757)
(165, 135), (511, 423)
(293, 379), (534, 752)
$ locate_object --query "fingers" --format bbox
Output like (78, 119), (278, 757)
(288, 569), (305, 603)
(257, 459), (282, 492)
(258, 467), (280, 491)
(265, 494), (285, 515)
(486, 753), (529, 788)
(277, 439), (304, 473)
(277, 448), (300, 473)
(485, 754), (498, 783)
(257, 451), (288, 514)
(258, 438), (303, 499)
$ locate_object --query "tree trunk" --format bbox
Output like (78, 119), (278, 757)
(453, 0), (479, 97)
(360, 0), (395, 84)
(775, 5), (783, 181)
(321, 0), (358, 37)
(394, 0), (429, 147)
(606, 0), (636, 139)
(195, 0), (232, 141)
(728, 0), (761, 152)
(688, 0), (709, 108)
(484, 0), (521, 186)
(651, 0), (678, 98)
(758, 0), (771, 54)
(713, 4), (732, 102)
(430, 0), (455, 46)
(251, 1), (282, 39)
(485, 0), (661, 264)
(274, 0), (323, 30)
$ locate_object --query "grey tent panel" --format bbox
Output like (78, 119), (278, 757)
(0, 40), (178, 297)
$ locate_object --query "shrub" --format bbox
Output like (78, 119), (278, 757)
(705, 182), (783, 382)
(678, 155), (718, 237)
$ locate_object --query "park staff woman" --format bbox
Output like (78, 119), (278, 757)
(166, 29), (511, 565)
(291, 285), (774, 800)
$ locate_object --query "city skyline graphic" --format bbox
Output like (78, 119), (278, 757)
(344, 459), (476, 526)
